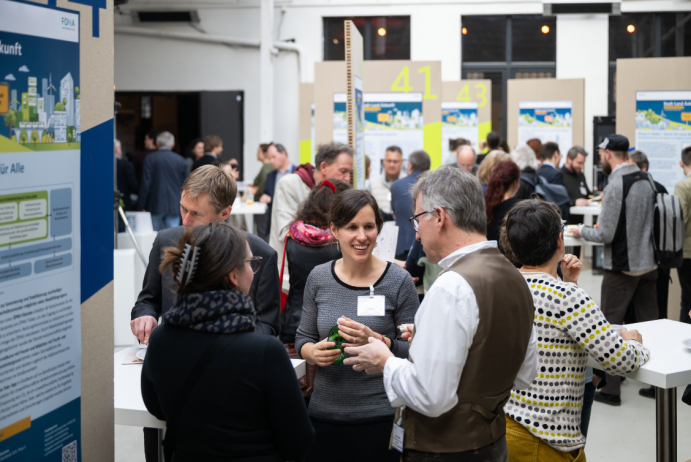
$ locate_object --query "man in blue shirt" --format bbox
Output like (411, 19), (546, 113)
(391, 150), (431, 260)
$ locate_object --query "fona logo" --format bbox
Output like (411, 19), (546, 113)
(62, 17), (75, 27)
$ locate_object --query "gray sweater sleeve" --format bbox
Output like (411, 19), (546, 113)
(295, 271), (320, 359)
(581, 180), (622, 244)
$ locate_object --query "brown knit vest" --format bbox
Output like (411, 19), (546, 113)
(400, 247), (534, 453)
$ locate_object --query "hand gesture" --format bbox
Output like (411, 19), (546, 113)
(130, 315), (158, 344)
(344, 337), (394, 374)
(621, 326), (643, 344)
(312, 337), (341, 367)
(338, 316), (380, 348)
(575, 198), (589, 207)
(561, 254), (583, 284)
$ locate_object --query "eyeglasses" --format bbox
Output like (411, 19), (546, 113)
(243, 256), (262, 274)
(409, 210), (435, 232)
(229, 163), (239, 170)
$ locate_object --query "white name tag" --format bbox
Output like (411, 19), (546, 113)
(392, 423), (405, 453)
(357, 295), (386, 316)
(580, 186), (588, 196)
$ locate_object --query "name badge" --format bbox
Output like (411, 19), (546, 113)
(580, 186), (588, 196)
(358, 295), (386, 316)
(392, 423), (404, 453)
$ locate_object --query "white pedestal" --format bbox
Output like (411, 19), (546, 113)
(114, 249), (138, 346)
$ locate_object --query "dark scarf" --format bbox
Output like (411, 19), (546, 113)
(163, 290), (255, 334)
(295, 163), (316, 189)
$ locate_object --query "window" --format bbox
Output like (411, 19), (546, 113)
(608, 13), (691, 115)
(323, 16), (410, 61)
(462, 15), (557, 137)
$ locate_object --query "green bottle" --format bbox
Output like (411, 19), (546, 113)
(327, 325), (345, 365)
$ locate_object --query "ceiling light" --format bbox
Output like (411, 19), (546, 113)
(627, 24), (635, 33)
(541, 25), (550, 34)
(378, 28), (386, 36)
(333, 38), (339, 44)
(462, 27), (468, 35)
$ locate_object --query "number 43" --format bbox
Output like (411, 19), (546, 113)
(391, 66), (437, 100)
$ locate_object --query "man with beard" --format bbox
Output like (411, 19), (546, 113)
(561, 146), (592, 257)
(572, 134), (657, 407)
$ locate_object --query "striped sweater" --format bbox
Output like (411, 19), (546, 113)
(504, 272), (650, 452)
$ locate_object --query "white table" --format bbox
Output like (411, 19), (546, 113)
(569, 204), (602, 216)
(231, 202), (267, 234)
(114, 346), (306, 459)
(587, 319), (691, 462)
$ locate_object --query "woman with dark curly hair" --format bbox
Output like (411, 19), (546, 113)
(484, 160), (521, 248)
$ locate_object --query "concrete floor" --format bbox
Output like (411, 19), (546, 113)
(115, 269), (691, 462)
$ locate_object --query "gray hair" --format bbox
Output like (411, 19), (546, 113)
(114, 139), (121, 149)
(511, 145), (539, 170)
(567, 145), (588, 160)
(409, 150), (431, 172)
(410, 166), (486, 235)
(157, 131), (175, 148)
(456, 144), (476, 157)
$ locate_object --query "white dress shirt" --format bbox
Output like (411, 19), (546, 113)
(383, 240), (538, 418)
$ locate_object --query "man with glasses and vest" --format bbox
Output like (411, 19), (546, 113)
(344, 166), (537, 462)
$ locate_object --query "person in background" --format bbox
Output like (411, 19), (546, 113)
(456, 144), (479, 175)
(281, 179), (349, 344)
(477, 130), (502, 164)
(526, 138), (542, 163)
(142, 223), (314, 462)
(561, 146), (592, 258)
(115, 139), (139, 232)
(193, 135), (223, 171)
(252, 143), (275, 242)
(391, 150), (431, 260)
(139, 131), (188, 231)
(499, 139), (511, 153)
(296, 190), (418, 462)
(537, 142), (564, 185)
(133, 129), (159, 183)
(261, 144), (297, 242)
(132, 165), (281, 462)
(369, 145), (405, 216)
(511, 144), (540, 200)
(183, 137), (204, 175)
(572, 134), (657, 406)
(625, 150), (671, 399)
(445, 138), (469, 166)
(485, 161), (521, 252)
(342, 166), (537, 462)
(270, 142), (353, 257)
(675, 146), (691, 326)
(476, 150), (511, 193)
(364, 154), (372, 190)
(500, 199), (649, 461)
(221, 158), (240, 181)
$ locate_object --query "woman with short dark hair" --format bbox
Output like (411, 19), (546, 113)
(296, 190), (418, 462)
(485, 160), (521, 250)
(500, 200), (650, 461)
(142, 223), (314, 462)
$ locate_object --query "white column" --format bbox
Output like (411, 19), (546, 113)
(556, 14), (609, 190)
(259, 0), (274, 142)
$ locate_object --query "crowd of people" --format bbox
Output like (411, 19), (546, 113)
(121, 129), (691, 462)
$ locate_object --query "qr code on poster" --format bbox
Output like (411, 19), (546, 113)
(62, 440), (77, 462)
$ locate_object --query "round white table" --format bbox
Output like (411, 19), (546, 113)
(569, 204), (602, 216)
(587, 319), (691, 462)
(230, 202), (267, 234)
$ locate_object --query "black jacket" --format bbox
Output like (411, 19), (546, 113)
(139, 148), (188, 215)
(131, 226), (281, 335)
(116, 157), (139, 210)
(537, 164), (564, 185)
(142, 326), (314, 462)
(516, 168), (537, 200)
(280, 238), (340, 344)
(263, 166), (297, 236)
(192, 153), (220, 171)
(561, 166), (592, 224)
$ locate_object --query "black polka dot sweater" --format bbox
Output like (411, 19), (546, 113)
(504, 272), (650, 452)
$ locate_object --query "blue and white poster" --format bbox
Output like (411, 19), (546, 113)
(442, 101), (479, 165)
(0, 1), (82, 461)
(517, 100), (573, 163)
(334, 92), (423, 177)
(636, 91), (691, 193)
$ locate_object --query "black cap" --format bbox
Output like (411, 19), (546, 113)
(598, 134), (629, 152)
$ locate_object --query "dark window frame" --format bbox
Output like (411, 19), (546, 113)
(323, 16), (411, 61)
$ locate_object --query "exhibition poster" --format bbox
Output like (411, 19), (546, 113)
(334, 92), (423, 177)
(636, 91), (691, 193)
(441, 101), (479, 165)
(518, 101), (573, 163)
(353, 76), (365, 189)
(0, 1), (82, 461)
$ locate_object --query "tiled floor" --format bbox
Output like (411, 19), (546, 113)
(115, 270), (691, 462)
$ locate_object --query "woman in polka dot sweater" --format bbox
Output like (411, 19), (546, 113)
(500, 199), (650, 462)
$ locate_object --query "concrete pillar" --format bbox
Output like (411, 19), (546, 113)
(259, 0), (274, 143)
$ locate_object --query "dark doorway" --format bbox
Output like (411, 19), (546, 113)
(115, 90), (245, 180)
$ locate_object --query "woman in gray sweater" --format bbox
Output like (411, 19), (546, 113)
(296, 189), (419, 462)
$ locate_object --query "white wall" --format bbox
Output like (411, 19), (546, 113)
(556, 14), (609, 190)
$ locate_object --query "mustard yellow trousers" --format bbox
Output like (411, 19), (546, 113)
(506, 417), (586, 462)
